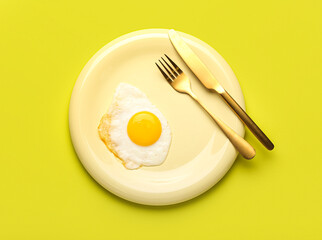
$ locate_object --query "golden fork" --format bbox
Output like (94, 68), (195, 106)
(156, 54), (256, 159)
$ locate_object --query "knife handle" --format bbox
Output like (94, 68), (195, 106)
(220, 91), (274, 150)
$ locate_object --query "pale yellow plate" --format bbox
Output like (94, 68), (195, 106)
(69, 29), (245, 206)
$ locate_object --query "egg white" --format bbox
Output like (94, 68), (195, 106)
(98, 83), (171, 169)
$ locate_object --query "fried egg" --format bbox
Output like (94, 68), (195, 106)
(98, 83), (171, 169)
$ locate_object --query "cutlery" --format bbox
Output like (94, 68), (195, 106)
(156, 54), (256, 160)
(168, 29), (274, 150)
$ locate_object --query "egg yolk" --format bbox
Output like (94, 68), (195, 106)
(127, 111), (162, 146)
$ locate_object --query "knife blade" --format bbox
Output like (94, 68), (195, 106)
(168, 29), (274, 150)
(168, 29), (225, 94)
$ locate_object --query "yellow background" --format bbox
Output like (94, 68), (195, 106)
(1, 0), (321, 239)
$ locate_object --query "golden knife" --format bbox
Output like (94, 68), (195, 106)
(168, 29), (274, 150)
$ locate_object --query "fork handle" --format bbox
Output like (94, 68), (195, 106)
(220, 91), (274, 150)
(189, 93), (256, 159)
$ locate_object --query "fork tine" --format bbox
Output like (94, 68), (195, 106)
(165, 54), (183, 74)
(159, 60), (175, 80)
(155, 63), (173, 84)
(161, 57), (178, 77)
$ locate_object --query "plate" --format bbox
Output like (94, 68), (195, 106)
(69, 29), (245, 205)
